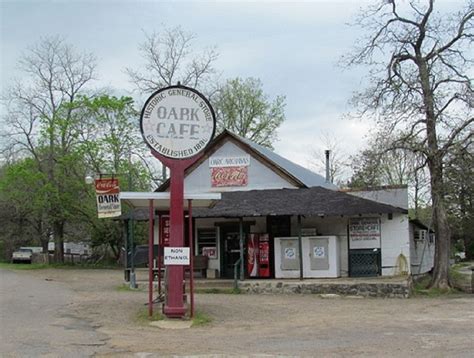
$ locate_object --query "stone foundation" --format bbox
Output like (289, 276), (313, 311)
(238, 279), (411, 298)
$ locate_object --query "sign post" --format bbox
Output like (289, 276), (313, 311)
(140, 84), (215, 318)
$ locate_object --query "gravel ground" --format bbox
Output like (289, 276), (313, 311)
(7, 268), (474, 357)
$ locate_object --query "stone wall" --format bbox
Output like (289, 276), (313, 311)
(239, 280), (411, 298)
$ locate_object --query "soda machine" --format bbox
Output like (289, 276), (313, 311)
(247, 233), (271, 278)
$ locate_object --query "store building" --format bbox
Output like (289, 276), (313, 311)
(156, 130), (433, 279)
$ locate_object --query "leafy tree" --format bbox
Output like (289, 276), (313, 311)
(344, 0), (473, 289)
(1, 37), (97, 262)
(214, 77), (286, 149)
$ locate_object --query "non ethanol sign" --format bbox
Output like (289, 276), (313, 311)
(140, 85), (216, 159)
(164, 247), (190, 265)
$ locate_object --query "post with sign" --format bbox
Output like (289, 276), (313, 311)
(140, 84), (215, 318)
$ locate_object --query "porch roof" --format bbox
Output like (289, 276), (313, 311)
(192, 186), (407, 218)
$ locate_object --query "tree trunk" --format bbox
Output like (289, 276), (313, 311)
(429, 163), (451, 289)
(53, 220), (65, 263)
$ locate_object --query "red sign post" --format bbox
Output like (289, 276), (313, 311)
(140, 84), (215, 318)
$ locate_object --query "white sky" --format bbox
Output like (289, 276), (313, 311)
(0, 0), (465, 177)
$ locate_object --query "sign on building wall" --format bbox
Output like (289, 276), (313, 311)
(211, 166), (248, 187)
(140, 86), (216, 159)
(349, 218), (381, 249)
(95, 178), (121, 218)
(209, 155), (250, 167)
(209, 155), (250, 187)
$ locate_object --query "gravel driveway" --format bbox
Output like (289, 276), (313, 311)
(1, 268), (473, 357)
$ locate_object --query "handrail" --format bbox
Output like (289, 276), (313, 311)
(234, 257), (243, 289)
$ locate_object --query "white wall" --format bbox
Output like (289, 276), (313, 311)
(347, 187), (409, 210)
(380, 213), (411, 275)
(183, 140), (297, 193)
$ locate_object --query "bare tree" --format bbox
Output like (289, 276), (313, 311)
(126, 26), (219, 96)
(344, 0), (473, 289)
(1, 36), (97, 261)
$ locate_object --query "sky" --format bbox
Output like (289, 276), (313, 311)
(0, 0), (465, 178)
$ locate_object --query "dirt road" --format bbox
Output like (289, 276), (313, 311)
(1, 268), (473, 357)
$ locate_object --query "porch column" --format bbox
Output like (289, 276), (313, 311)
(239, 217), (245, 280)
(297, 215), (303, 280)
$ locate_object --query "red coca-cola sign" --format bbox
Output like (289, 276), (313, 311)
(211, 166), (248, 187)
(95, 178), (119, 193)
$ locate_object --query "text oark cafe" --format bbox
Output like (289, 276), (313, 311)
(142, 130), (435, 280)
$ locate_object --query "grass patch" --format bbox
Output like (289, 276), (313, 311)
(412, 274), (460, 297)
(192, 311), (212, 326)
(195, 287), (241, 294)
(136, 307), (163, 323)
(116, 284), (142, 292)
(0, 262), (49, 270)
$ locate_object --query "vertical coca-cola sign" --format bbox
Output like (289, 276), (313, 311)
(95, 178), (121, 218)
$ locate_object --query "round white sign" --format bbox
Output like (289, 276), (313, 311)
(140, 85), (216, 159)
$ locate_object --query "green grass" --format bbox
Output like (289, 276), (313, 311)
(194, 287), (241, 294)
(0, 261), (121, 270)
(136, 307), (163, 323)
(116, 284), (143, 292)
(412, 274), (461, 297)
(0, 262), (49, 270)
(192, 311), (212, 326)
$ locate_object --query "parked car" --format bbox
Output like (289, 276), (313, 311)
(12, 248), (33, 264)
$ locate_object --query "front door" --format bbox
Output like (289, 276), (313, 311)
(221, 230), (241, 278)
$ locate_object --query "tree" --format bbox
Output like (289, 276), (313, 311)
(214, 77), (286, 149)
(344, 0), (473, 289)
(1, 36), (97, 262)
(348, 131), (430, 214)
(308, 131), (349, 185)
(126, 26), (219, 180)
(126, 26), (219, 96)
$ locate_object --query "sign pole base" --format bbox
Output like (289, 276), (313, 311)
(152, 150), (202, 319)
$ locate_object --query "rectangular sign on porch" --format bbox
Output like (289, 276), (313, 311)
(349, 218), (381, 249)
(95, 178), (121, 218)
(160, 215), (170, 246)
(164, 247), (190, 265)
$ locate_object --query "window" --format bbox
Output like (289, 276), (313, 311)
(414, 230), (427, 242)
(197, 228), (218, 258)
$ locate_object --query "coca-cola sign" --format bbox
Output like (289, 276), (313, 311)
(94, 179), (121, 218)
(211, 166), (248, 187)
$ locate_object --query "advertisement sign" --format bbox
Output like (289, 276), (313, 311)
(202, 247), (217, 259)
(349, 218), (381, 249)
(164, 247), (190, 265)
(95, 179), (121, 218)
(140, 85), (216, 159)
(209, 155), (250, 168)
(159, 215), (170, 246)
(211, 166), (248, 187)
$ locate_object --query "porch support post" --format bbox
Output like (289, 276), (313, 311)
(148, 199), (154, 317)
(297, 215), (303, 280)
(188, 199), (194, 318)
(239, 217), (244, 281)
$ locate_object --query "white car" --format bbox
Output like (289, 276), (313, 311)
(12, 248), (33, 263)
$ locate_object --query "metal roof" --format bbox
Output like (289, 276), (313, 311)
(192, 186), (407, 218)
(229, 132), (338, 190)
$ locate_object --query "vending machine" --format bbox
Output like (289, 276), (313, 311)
(247, 233), (271, 278)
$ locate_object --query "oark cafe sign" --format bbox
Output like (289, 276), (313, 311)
(140, 85), (216, 159)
